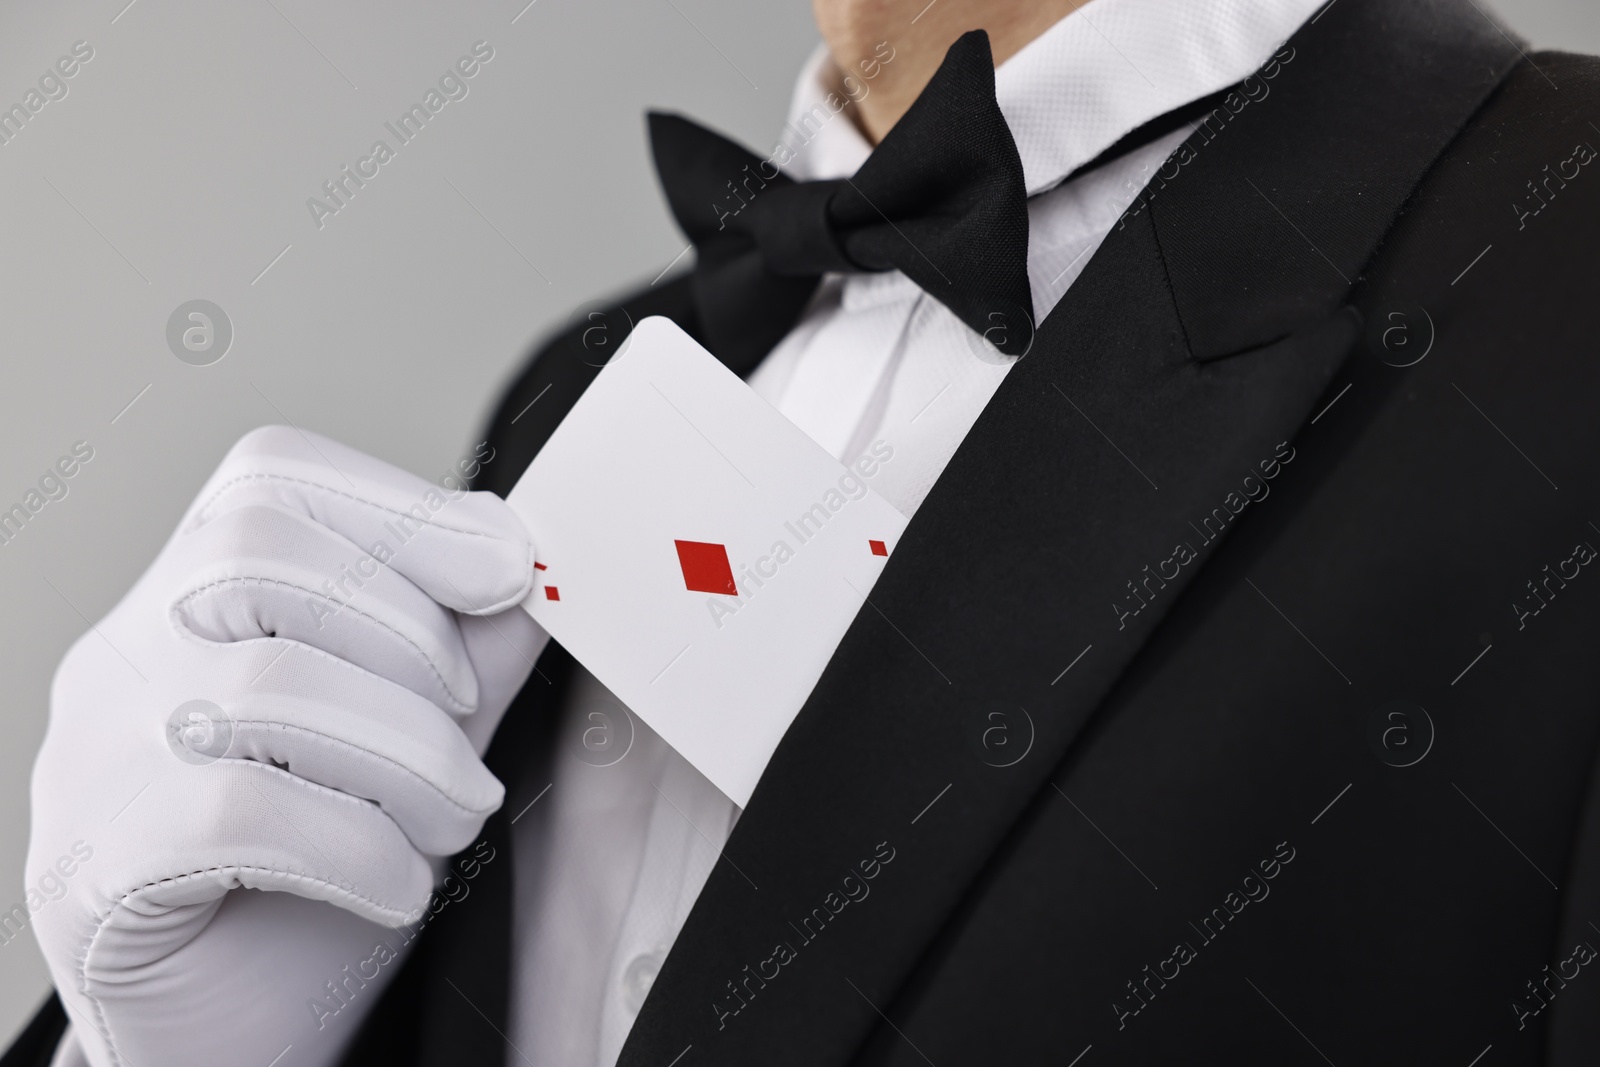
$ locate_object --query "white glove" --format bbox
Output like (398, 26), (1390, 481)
(26, 426), (547, 1067)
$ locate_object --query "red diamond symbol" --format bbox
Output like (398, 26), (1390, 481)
(675, 539), (738, 596)
(544, 586), (560, 601)
(869, 539), (888, 557)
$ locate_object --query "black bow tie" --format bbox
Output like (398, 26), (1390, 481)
(648, 30), (1034, 373)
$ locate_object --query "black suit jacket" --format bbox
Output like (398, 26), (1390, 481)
(10, 0), (1600, 1064)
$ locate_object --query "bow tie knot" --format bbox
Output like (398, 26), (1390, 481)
(649, 30), (1034, 372)
(737, 179), (853, 277)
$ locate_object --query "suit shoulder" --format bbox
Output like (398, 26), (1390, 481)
(1471, 51), (1600, 137)
(1385, 49), (1600, 257)
(1456, 50), (1600, 231)
(1361, 49), (1600, 401)
(474, 271), (701, 496)
(519, 269), (700, 385)
(1528, 50), (1600, 90)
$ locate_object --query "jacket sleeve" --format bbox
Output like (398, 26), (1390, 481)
(0, 995), (66, 1067)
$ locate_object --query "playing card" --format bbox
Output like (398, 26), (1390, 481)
(505, 317), (908, 807)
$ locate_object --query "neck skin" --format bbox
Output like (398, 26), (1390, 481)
(813, 0), (1089, 143)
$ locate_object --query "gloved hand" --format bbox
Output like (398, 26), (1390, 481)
(26, 426), (547, 1067)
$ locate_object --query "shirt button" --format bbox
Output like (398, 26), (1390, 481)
(622, 951), (664, 1014)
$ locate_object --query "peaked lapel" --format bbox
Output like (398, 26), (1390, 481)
(617, 1), (1523, 1064)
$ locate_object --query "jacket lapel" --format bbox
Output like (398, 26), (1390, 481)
(618, 1), (1522, 1064)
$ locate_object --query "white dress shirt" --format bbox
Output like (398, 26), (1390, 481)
(510, 2), (1324, 1064)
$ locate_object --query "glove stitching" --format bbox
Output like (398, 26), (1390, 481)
(76, 864), (420, 1067)
(74, 757), (423, 1064)
(226, 719), (499, 819)
(170, 575), (476, 715)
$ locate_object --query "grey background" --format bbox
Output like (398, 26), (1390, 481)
(0, 0), (1590, 1045)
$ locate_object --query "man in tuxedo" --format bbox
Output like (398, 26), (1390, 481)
(10, 0), (1600, 1063)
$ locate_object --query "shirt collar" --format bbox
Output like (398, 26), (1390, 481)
(778, 0), (1325, 195)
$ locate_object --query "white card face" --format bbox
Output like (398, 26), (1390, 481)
(506, 317), (909, 807)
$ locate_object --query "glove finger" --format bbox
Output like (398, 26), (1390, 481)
(86, 890), (422, 1067)
(182, 426), (532, 614)
(35, 757), (436, 959)
(207, 647), (505, 855)
(154, 761), (431, 924)
(38, 795), (434, 1067)
(170, 503), (481, 715)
